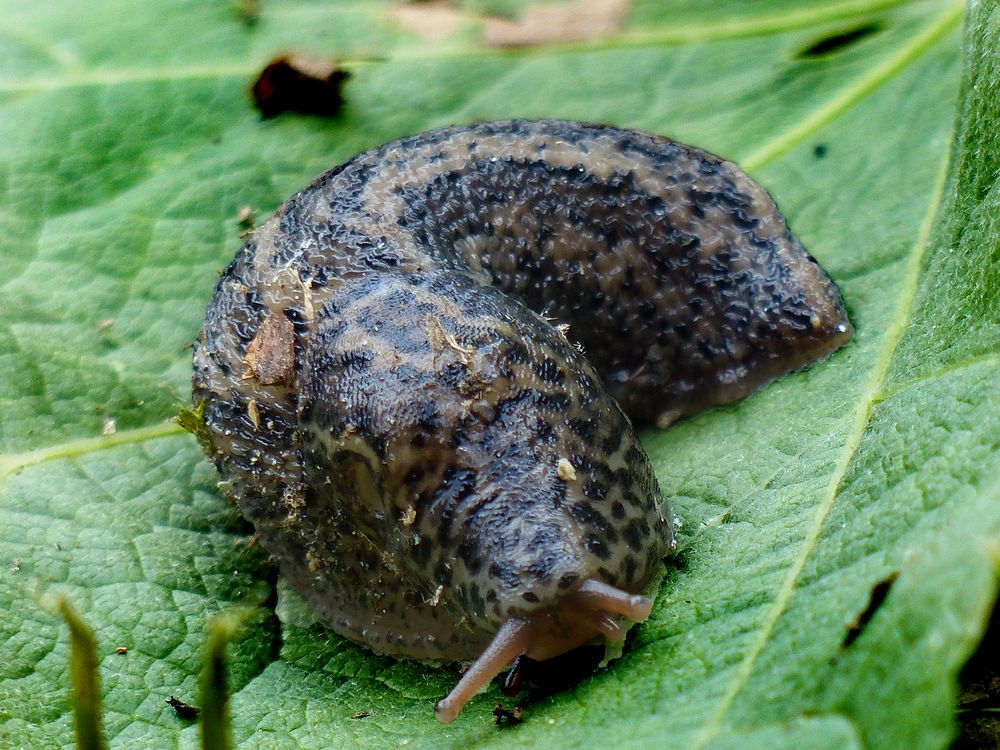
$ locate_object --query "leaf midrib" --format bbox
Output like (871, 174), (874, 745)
(688, 92), (957, 750)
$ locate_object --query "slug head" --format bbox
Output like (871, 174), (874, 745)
(299, 270), (671, 718)
(434, 579), (653, 723)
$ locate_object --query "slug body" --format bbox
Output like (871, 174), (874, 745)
(192, 119), (852, 722)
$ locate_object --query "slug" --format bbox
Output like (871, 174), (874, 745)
(191, 119), (852, 723)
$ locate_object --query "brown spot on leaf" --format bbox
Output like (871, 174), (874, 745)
(244, 313), (295, 386)
(390, 1), (468, 41)
(484, 0), (630, 47)
(237, 206), (257, 238)
(392, 0), (630, 48)
(234, 0), (262, 24)
(251, 53), (351, 119)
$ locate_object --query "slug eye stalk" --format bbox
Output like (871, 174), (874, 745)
(434, 579), (652, 724)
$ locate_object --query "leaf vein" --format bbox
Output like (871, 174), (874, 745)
(689, 101), (954, 747)
(875, 352), (1000, 403)
(0, 0), (938, 94)
(0, 420), (186, 485)
(740, 0), (963, 171)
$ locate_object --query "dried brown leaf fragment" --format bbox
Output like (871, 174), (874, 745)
(251, 53), (351, 119)
(243, 313), (296, 386)
(391, 0), (630, 48)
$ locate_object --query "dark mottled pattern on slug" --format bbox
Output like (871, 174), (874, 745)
(192, 120), (851, 664)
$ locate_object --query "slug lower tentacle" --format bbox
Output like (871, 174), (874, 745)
(191, 119), (851, 722)
(434, 578), (650, 724)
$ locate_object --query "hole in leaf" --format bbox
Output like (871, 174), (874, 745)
(798, 22), (884, 59)
(492, 702), (524, 726)
(841, 571), (899, 648)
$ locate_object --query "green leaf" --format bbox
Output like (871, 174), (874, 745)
(1, 0), (997, 748)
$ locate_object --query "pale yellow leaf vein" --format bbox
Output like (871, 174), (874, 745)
(0, 420), (186, 485)
(741, 0), (964, 171)
(586, 0), (919, 51)
(690, 112), (955, 748)
(0, 62), (256, 94)
(875, 352), (1000, 404)
(0, 22), (80, 70)
(0, 0), (929, 93)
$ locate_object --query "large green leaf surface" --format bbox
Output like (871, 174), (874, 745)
(1, 0), (997, 747)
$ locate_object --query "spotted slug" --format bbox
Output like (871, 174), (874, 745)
(191, 119), (852, 723)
